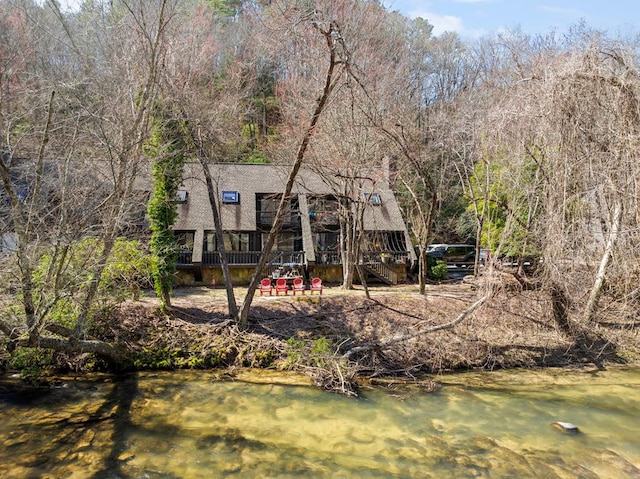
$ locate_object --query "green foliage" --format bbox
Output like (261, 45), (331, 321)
(285, 336), (333, 369)
(311, 337), (330, 356)
(238, 121), (276, 164)
(428, 257), (448, 281)
(30, 238), (152, 332)
(206, 0), (241, 17)
(434, 182), (469, 242)
(134, 347), (179, 369)
(9, 347), (53, 384)
(285, 337), (305, 365)
(47, 298), (78, 330)
(33, 238), (151, 306)
(465, 159), (505, 252)
(233, 61), (281, 162)
(240, 122), (259, 142)
(295, 296), (320, 305)
(0, 304), (23, 326)
(249, 349), (278, 368)
(133, 347), (206, 370)
(145, 105), (189, 304)
(243, 149), (269, 164)
(101, 238), (154, 298)
(132, 344), (244, 370)
(465, 152), (543, 258)
(455, 209), (478, 245)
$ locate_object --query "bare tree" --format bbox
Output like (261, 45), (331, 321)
(236, 2), (354, 325)
(472, 28), (640, 330)
(160, 4), (250, 317)
(0, 0), (174, 360)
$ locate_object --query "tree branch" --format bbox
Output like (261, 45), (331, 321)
(342, 294), (490, 359)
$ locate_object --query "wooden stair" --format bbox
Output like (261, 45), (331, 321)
(361, 260), (398, 285)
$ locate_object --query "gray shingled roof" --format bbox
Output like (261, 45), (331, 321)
(173, 163), (408, 232)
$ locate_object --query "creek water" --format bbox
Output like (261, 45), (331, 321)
(1, 367), (639, 479)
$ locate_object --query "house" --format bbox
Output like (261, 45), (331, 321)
(172, 162), (415, 285)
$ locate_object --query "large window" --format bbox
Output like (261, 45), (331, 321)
(308, 195), (339, 227)
(256, 194), (300, 228)
(175, 231), (195, 264)
(266, 232), (303, 252)
(175, 231), (195, 251)
(314, 231), (339, 251)
(363, 231), (406, 251)
(204, 231), (261, 252)
(224, 232), (249, 251)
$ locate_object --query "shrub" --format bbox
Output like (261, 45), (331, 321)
(427, 256), (448, 280)
(9, 347), (53, 384)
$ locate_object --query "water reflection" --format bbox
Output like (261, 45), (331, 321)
(1, 367), (639, 478)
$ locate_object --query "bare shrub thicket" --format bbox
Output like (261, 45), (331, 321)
(475, 30), (640, 329)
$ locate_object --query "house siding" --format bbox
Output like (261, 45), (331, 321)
(173, 163), (415, 285)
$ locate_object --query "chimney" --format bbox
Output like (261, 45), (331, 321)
(382, 156), (390, 187)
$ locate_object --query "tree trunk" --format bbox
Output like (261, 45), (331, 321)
(550, 282), (572, 335)
(353, 203), (369, 298)
(74, 236), (117, 335)
(341, 201), (359, 290)
(200, 159), (238, 318)
(583, 200), (623, 323)
(418, 246), (427, 294)
(341, 220), (355, 289)
(237, 21), (344, 326)
(355, 262), (371, 299)
(20, 336), (120, 364)
(474, 216), (484, 276)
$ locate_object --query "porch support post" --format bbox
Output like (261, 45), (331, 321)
(404, 229), (416, 264)
(298, 194), (316, 265)
(192, 228), (204, 263)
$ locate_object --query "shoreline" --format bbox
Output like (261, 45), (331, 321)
(5, 282), (639, 395)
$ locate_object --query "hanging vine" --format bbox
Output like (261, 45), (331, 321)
(145, 105), (189, 308)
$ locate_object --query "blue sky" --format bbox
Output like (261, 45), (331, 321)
(386, 0), (638, 38)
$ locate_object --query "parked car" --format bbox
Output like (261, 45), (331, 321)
(425, 244), (448, 258)
(427, 244), (476, 264)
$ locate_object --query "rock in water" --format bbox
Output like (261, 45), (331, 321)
(552, 421), (579, 434)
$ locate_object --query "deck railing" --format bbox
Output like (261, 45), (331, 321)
(315, 250), (409, 265)
(256, 211), (301, 228)
(177, 251), (193, 265)
(187, 249), (408, 267)
(361, 251), (409, 265)
(202, 250), (305, 266)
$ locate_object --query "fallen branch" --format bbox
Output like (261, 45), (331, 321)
(15, 335), (120, 362)
(342, 294), (490, 360)
(43, 322), (97, 340)
(0, 318), (21, 340)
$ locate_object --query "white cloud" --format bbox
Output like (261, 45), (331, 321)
(56, 0), (82, 12)
(406, 9), (465, 35)
(426, 13), (465, 35)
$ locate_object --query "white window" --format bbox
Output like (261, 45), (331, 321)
(177, 189), (188, 203)
(222, 191), (240, 203)
(363, 192), (381, 205)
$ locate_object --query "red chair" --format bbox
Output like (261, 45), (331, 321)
(309, 277), (323, 295)
(292, 277), (306, 295)
(275, 277), (289, 296)
(259, 278), (273, 296)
